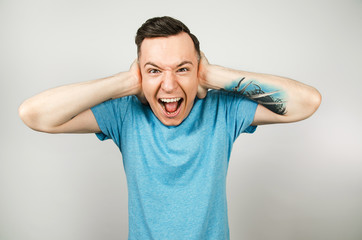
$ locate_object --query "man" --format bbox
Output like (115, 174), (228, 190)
(19, 16), (321, 240)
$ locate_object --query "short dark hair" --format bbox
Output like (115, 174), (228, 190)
(135, 16), (200, 60)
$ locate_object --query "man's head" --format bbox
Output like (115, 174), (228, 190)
(135, 16), (200, 60)
(135, 16), (201, 126)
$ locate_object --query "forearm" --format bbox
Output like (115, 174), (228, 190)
(202, 64), (321, 122)
(19, 71), (139, 131)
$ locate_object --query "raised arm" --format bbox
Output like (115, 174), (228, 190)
(19, 61), (142, 133)
(198, 54), (321, 125)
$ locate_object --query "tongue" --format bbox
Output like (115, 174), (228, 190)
(165, 102), (178, 113)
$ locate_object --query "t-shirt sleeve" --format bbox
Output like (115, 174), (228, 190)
(91, 97), (130, 147)
(222, 91), (258, 141)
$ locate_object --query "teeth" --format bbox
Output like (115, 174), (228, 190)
(160, 97), (181, 103)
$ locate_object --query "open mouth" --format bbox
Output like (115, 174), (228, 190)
(158, 97), (184, 117)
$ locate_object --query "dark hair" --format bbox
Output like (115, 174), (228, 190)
(135, 16), (200, 60)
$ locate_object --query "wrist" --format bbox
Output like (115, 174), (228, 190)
(206, 65), (248, 90)
(111, 71), (141, 99)
(199, 64), (220, 90)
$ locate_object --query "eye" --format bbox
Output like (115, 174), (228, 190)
(148, 69), (160, 74)
(177, 67), (189, 72)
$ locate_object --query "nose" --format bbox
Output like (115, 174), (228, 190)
(161, 71), (178, 93)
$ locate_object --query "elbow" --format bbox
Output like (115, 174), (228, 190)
(302, 88), (322, 120)
(19, 101), (61, 133)
(18, 101), (37, 130)
(309, 88), (322, 115)
(285, 88), (322, 123)
(18, 101), (47, 132)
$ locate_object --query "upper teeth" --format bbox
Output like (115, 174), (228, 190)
(160, 98), (181, 103)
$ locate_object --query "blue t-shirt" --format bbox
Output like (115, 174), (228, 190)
(91, 90), (258, 240)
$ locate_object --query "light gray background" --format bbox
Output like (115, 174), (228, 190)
(1, 0), (361, 239)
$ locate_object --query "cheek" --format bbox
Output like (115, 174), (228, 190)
(141, 78), (157, 100)
(184, 78), (199, 96)
(141, 80), (150, 98)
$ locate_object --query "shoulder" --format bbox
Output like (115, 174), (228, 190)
(204, 89), (249, 103)
(99, 95), (140, 108)
(92, 95), (141, 119)
(195, 90), (244, 114)
(203, 90), (258, 117)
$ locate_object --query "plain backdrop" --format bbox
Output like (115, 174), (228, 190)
(1, 0), (361, 239)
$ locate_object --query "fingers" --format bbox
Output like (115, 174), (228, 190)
(199, 51), (209, 65)
(197, 51), (209, 99)
(129, 59), (147, 104)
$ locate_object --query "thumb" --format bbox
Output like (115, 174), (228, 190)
(137, 91), (148, 105)
(197, 85), (208, 99)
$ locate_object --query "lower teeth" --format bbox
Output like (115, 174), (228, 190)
(161, 102), (181, 114)
(166, 110), (175, 114)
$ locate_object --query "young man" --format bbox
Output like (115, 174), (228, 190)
(19, 16), (321, 240)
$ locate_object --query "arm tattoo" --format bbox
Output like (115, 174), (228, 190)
(224, 77), (287, 115)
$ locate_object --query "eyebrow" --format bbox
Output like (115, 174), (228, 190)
(144, 61), (194, 68)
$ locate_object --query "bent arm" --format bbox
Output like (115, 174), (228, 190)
(199, 57), (321, 125)
(19, 63), (141, 133)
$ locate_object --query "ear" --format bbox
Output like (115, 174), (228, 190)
(196, 51), (209, 99)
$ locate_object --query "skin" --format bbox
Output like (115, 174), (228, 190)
(18, 32), (321, 133)
(138, 32), (200, 126)
(197, 54), (322, 125)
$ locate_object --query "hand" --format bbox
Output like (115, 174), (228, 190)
(197, 52), (209, 99)
(129, 60), (147, 104)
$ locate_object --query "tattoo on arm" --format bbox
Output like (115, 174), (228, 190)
(223, 77), (287, 115)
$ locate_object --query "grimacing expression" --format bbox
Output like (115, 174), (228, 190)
(138, 32), (199, 126)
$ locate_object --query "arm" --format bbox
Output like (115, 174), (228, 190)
(198, 54), (321, 125)
(18, 61), (142, 133)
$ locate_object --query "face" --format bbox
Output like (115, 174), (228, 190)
(138, 32), (199, 126)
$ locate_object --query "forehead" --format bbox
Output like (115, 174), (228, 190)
(139, 32), (198, 67)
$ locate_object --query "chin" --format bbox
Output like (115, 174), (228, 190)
(147, 95), (195, 126)
(154, 98), (188, 126)
(160, 117), (184, 126)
